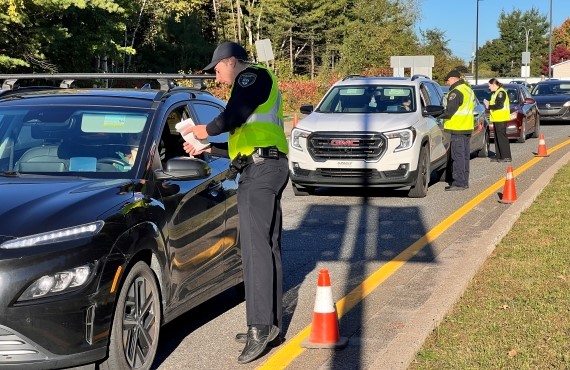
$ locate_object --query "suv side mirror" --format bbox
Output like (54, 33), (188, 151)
(423, 105), (445, 117)
(300, 104), (314, 115)
(155, 157), (211, 180)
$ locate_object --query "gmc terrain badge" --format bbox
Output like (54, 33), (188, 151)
(330, 139), (359, 146)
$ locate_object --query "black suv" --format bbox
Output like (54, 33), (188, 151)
(0, 74), (242, 369)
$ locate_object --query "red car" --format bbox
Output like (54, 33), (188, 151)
(472, 83), (540, 143)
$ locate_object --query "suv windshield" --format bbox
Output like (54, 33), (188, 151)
(317, 85), (415, 113)
(0, 105), (149, 176)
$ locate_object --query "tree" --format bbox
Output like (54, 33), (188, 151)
(478, 7), (549, 77)
(338, 0), (420, 74)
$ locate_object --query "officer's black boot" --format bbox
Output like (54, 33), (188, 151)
(237, 325), (279, 364)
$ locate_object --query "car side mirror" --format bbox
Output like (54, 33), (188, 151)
(155, 157), (211, 180)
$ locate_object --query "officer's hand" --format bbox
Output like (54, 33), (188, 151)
(183, 125), (208, 140)
(183, 141), (211, 156)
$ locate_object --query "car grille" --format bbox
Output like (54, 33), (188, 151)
(307, 133), (386, 161)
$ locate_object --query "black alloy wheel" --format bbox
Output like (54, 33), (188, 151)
(100, 261), (161, 370)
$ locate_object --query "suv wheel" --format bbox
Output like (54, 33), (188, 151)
(100, 261), (161, 370)
(292, 183), (315, 196)
(478, 129), (490, 158)
(408, 146), (429, 198)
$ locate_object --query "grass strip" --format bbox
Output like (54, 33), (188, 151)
(410, 164), (570, 370)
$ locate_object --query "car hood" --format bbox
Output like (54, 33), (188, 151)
(531, 95), (570, 104)
(296, 112), (418, 133)
(0, 177), (134, 237)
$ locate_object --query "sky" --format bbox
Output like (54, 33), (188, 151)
(416, 0), (570, 62)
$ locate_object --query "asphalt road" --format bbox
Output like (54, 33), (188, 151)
(152, 122), (570, 370)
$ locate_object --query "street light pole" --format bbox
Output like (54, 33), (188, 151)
(548, 0), (552, 78)
(475, 0), (481, 84)
(524, 27), (532, 81)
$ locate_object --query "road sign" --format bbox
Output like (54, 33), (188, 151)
(521, 65), (530, 78)
(255, 39), (274, 63)
(522, 52), (530, 65)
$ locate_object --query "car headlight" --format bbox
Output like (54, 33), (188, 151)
(564, 101), (570, 107)
(18, 263), (94, 301)
(385, 128), (416, 152)
(0, 221), (104, 249)
(291, 128), (310, 151)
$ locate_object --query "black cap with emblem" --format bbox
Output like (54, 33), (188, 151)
(203, 42), (248, 73)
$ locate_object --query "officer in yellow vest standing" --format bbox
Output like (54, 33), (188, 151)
(181, 41), (289, 364)
(484, 78), (512, 162)
(438, 70), (475, 191)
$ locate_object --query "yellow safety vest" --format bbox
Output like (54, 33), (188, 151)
(228, 65), (288, 160)
(489, 87), (511, 122)
(444, 83), (475, 132)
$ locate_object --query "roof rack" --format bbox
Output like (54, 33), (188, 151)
(411, 74), (431, 81)
(342, 74), (366, 81)
(0, 73), (216, 92)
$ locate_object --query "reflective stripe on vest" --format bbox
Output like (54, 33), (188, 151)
(444, 83), (475, 131)
(228, 65), (288, 160)
(489, 87), (510, 122)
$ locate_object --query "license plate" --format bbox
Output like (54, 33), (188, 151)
(336, 161), (354, 168)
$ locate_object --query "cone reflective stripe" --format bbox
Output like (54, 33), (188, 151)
(301, 269), (348, 349)
(499, 165), (517, 204)
(535, 133), (549, 157)
(293, 113), (299, 127)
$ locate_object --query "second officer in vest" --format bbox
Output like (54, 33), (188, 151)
(181, 41), (289, 364)
(439, 70), (475, 191)
(484, 78), (512, 162)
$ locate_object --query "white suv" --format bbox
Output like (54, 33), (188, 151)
(288, 75), (449, 197)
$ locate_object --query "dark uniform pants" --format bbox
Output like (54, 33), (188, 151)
(493, 121), (512, 160)
(450, 133), (470, 188)
(237, 155), (289, 330)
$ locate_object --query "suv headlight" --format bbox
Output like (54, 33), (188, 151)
(1, 221), (104, 249)
(291, 128), (310, 151)
(563, 101), (570, 107)
(18, 263), (94, 301)
(385, 128), (416, 152)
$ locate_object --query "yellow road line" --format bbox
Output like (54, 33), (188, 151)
(259, 139), (570, 369)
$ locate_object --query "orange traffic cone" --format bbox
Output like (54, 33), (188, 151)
(499, 165), (517, 204)
(301, 269), (348, 349)
(293, 113), (299, 127)
(534, 133), (549, 157)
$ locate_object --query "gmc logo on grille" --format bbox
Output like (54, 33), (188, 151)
(330, 139), (359, 146)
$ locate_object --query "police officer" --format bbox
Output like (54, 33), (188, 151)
(484, 78), (512, 162)
(439, 70), (475, 191)
(181, 41), (289, 364)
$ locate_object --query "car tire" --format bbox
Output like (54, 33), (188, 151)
(532, 114), (540, 138)
(478, 129), (490, 158)
(292, 183), (315, 196)
(517, 119), (526, 143)
(100, 261), (161, 370)
(408, 145), (429, 198)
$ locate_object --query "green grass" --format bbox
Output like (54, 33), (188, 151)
(409, 164), (570, 370)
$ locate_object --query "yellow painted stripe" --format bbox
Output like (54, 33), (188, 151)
(258, 138), (570, 369)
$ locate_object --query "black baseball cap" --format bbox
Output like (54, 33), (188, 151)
(445, 70), (461, 81)
(203, 42), (248, 73)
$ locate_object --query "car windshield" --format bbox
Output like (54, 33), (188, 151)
(531, 82), (570, 96)
(317, 85), (415, 113)
(0, 105), (150, 177)
(472, 87), (519, 104)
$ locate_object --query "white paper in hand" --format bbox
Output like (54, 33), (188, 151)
(175, 118), (210, 151)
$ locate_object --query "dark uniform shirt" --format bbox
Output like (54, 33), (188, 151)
(205, 66), (273, 157)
